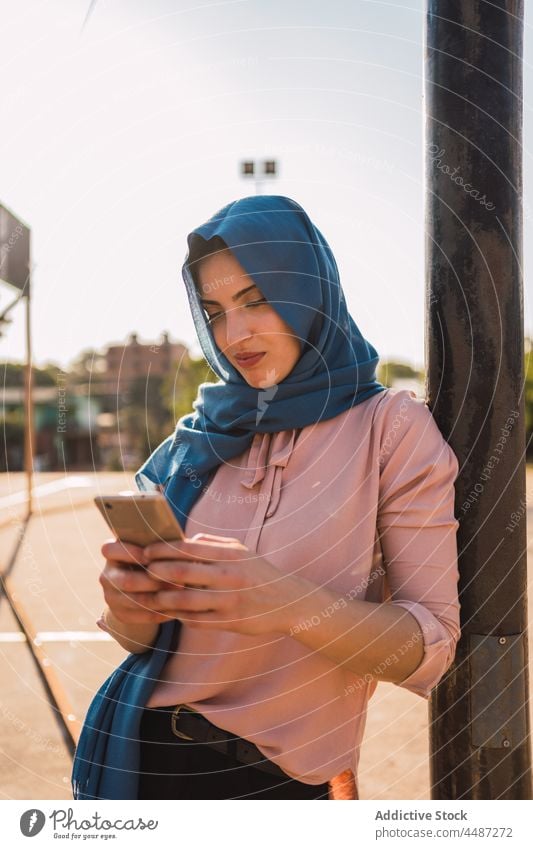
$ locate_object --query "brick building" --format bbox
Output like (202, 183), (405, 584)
(103, 331), (189, 392)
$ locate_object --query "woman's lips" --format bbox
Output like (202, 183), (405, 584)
(234, 352), (266, 368)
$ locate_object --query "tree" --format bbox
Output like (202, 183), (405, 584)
(0, 408), (24, 471)
(68, 348), (107, 383)
(114, 356), (217, 468)
(377, 360), (424, 387)
(1, 361), (63, 387)
(161, 356), (218, 425)
(121, 373), (172, 462)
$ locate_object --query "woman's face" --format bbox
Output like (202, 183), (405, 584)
(195, 249), (301, 389)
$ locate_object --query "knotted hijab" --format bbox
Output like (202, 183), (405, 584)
(72, 194), (387, 799)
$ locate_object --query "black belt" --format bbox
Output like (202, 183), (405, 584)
(168, 705), (288, 779)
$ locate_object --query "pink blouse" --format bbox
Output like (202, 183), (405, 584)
(137, 388), (461, 790)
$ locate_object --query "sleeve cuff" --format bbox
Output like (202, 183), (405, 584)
(392, 600), (456, 699)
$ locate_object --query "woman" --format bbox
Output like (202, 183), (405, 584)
(72, 194), (460, 801)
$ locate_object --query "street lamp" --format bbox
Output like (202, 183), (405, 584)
(239, 158), (279, 195)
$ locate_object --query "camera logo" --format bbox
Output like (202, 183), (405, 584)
(20, 810), (46, 837)
(256, 370), (279, 424)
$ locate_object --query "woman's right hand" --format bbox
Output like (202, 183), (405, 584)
(99, 537), (170, 624)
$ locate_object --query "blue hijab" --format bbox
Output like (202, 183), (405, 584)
(71, 194), (387, 800)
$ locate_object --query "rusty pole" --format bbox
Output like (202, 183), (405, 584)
(425, 0), (531, 798)
(24, 280), (33, 518)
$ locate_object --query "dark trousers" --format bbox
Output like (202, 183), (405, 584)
(138, 706), (330, 800)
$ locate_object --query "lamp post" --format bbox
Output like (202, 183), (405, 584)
(239, 159), (279, 195)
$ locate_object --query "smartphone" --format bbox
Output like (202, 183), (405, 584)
(94, 492), (185, 548)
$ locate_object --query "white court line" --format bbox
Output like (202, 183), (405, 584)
(0, 631), (112, 643)
(0, 476), (93, 509)
(34, 631), (113, 643)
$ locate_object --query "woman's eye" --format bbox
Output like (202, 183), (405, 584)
(205, 299), (267, 324)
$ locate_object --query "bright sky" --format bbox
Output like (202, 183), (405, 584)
(0, 0), (531, 371)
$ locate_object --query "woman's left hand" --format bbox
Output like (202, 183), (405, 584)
(140, 533), (308, 635)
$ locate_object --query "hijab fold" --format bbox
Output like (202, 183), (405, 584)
(71, 194), (386, 799)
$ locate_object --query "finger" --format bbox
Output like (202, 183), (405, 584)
(108, 606), (172, 624)
(145, 559), (243, 589)
(101, 564), (163, 593)
(143, 538), (248, 563)
(142, 588), (227, 613)
(174, 611), (232, 629)
(108, 588), (175, 617)
(101, 538), (148, 566)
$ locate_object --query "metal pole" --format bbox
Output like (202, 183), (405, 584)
(425, 1), (531, 798)
(24, 273), (33, 518)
